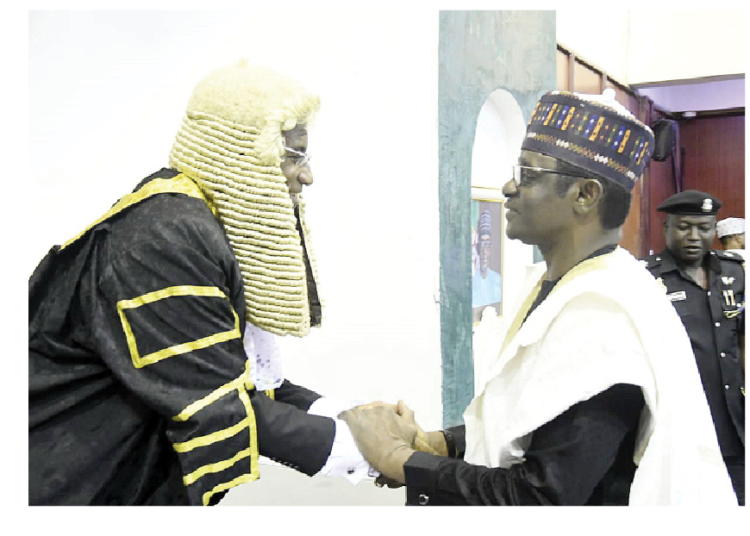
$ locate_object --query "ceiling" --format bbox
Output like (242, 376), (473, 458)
(633, 76), (745, 115)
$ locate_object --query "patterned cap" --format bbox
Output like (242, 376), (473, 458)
(479, 210), (492, 234)
(657, 190), (722, 216)
(521, 90), (655, 190)
(717, 217), (744, 238)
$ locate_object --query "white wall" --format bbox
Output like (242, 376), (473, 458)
(28, 9), (440, 505)
(627, 10), (746, 84)
(556, 9), (632, 84)
(556, 9), (746, 86)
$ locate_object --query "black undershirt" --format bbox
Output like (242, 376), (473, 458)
(525, 244), (618, 322)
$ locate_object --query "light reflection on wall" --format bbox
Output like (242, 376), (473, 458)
(470, 90), (538, 374)
(471, 89), (536, 318)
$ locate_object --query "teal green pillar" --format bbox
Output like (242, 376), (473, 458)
(439, 10), (557, 427)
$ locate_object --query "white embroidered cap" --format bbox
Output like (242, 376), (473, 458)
(717, 217), (745, 238)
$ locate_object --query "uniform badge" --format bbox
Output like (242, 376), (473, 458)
(701, 198), (713, 212)
(722, 290), (737, 306)
(721, 276), (735, 285)
(667, 291), (687, 302)
(724, 303), (743, 319)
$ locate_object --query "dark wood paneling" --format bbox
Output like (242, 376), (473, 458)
(680, 115), (745, 216)
(569, 87), (746, 257)
(645, 157), (678, 254)
(573, 61), (602, 94)
(646, 114), (745, 253)
(612, 86), (628, 108)
(555, 47), (745, 258)
(680, 115), (746, 249)
(620, 177), (642, 256)
(557, 50), (569, 91)
(614, 86), (643, 257)
(627, 93), (640, 117)
(557, 58), (644, 257)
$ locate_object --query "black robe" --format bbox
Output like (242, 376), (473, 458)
(29, 168), (334, 505)
(404, 384), (643, 505)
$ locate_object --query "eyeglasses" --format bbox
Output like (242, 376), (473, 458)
(511, 165), (572, 187)
(283, 146), (311, 167)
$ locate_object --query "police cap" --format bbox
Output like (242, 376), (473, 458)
(656, 190), (722, 216)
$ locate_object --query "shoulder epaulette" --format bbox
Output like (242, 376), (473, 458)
(640, 253), (662, 272)
(713, 250), (744, 262)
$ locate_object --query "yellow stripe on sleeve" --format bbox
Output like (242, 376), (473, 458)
(117, 285), (241, 369)
(192, 385), (260, 504)
(183, 447), (253, 486)
(173, 361), (250, 422)
(172, 364), (260, 504)
(202, 473), (256, 506)
(172, 417), (251, 453)
(237, 385), (260, 481)
(61, 175), (216, 251)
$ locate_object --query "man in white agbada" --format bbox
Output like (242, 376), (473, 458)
(340, 90), (738, 505)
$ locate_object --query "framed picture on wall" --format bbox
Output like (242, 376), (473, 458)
(471, 187), (505, 324)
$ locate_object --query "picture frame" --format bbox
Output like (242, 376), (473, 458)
(471, 186), (505, 325)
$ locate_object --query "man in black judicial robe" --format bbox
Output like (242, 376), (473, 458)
(29, 168), (335, 505)
(29, 62), (372, 506)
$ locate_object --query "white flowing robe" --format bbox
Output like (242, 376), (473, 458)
(465, 247), (737, 505)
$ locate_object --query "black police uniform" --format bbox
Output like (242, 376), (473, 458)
(644, 248), (745, 450)
(644, 190), (745, 504)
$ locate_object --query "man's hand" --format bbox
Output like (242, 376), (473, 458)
(391, 403), (446, 456)
(424, 430), (449, 457)
(339, 400), (418, 483)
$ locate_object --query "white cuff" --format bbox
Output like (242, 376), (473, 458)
(308, 398), (377, 484)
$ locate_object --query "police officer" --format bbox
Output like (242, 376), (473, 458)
(644, 190), (745, 504)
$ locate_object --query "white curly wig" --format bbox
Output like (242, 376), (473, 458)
(169, 61), (322, 337)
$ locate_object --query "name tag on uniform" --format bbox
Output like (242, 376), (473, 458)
(667, 291), (687, 302)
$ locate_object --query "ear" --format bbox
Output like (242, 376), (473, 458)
(572, 178), (603, 216)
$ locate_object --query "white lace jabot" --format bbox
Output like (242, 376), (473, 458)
(244, 323), (284, 390)
(243, 323), (373, 484)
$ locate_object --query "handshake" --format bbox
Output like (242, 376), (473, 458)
(338, 401), (448, 488)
